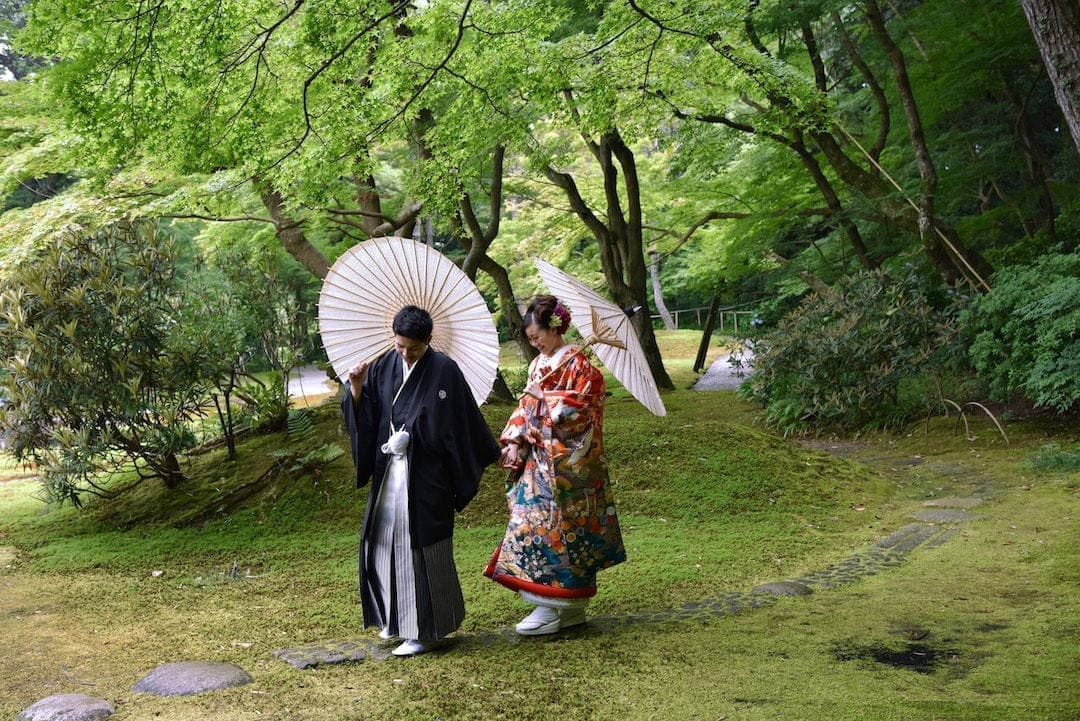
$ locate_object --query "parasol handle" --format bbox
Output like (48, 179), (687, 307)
(333, 345), (392, 383)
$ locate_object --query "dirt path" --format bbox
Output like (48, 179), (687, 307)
(692, 349), (754, 391)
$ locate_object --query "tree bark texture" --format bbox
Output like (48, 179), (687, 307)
(546, 125), (675, 391)
(1021, 0), (1080, 153)
(649, 250), (676, 330)
(255, 179), (330, 280)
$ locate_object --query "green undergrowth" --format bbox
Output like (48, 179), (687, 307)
(0, 388), (889, 592)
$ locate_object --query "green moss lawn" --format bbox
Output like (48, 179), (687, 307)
(1, 331), (1077, 720)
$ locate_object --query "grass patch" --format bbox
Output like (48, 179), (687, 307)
(0, 333), (1076, 720)
(1029, 442), (1080, 475)
(0, 452), (38, 483)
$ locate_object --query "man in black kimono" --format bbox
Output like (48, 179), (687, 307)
(341, 305), (500, 656)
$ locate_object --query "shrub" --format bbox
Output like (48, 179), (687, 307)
(235, 372), (290, 434)
(0, 221), (211, 504)
(500, 366), (529, 396)
(960, 252), (1079, 412)
(739, 269), (960, 433)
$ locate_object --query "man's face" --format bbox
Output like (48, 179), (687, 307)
(393, 334), (429, 365)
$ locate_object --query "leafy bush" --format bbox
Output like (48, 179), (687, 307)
(0, 221), (210, 504)
(739, 270), (960, 432)
(235, 372), (290, 434)
(960, 252), (1079, 412)
(500, 366), (529, 396)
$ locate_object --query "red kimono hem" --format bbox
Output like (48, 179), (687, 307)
(484, 547), (597, 599)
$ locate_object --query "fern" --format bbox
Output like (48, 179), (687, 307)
(268, 409), (343, 476)
(285, 408), (316, 441)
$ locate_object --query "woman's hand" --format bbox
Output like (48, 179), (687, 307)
(522, 426), (543, 446)
(523, 381), (544, 400)
(500, 442), (523, 470)
(347, 361), (369, 402)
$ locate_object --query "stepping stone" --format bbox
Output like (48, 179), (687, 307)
(876, 523), (943, 552)
(272, 525), (963, 668)
(751, 581), (812, 597)
(908, 509), (978, 524)
(922, 497), (983, 509)
(132, 661), (252, 696)
(0, 545), (16, 566)
(923, 528), (958, 549)
(18, 693), (114, 721)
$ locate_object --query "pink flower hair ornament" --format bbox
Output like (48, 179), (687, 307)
(548, 303), (572, 334)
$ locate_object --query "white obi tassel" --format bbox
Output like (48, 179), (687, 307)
(381, 428), (411, 457)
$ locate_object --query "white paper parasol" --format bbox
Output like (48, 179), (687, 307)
(318, 236), (499, 405)
(533, 259), (666, 416)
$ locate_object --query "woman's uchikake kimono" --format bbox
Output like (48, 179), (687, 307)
(485, 346), (626, 600)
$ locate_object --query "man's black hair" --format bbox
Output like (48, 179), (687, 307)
(392, 305), (433, 340)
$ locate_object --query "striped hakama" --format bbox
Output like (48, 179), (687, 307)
(366, 446), (465, 640)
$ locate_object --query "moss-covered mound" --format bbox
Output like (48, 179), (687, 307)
(4, 390), (890, 606)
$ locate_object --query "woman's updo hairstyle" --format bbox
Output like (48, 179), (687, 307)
(521, 294), (571, 339)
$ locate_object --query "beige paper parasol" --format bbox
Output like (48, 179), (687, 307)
(533, 259), (666, 416)
(318, 236), (499, 405)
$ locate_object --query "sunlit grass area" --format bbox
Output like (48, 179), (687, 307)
(1, 334), (1077, 720)
(0, 452), (37, 483)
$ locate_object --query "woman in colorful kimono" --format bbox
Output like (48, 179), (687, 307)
(485, 294), (626, 635)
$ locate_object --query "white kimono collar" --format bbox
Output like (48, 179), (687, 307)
(540, 343), (575, 368)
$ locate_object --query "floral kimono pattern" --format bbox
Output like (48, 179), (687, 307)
(485, 348), (626, 598)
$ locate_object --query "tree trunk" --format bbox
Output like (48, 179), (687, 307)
(354, 173), (386, 237)
(211, 393), (236, 460)
(693, 292), (722, 373)
(864, 0), (993, 286)
(355, 170), (424, 238)
(455, 147), (526, 405)
(832, 10), (890, 160)
(649, 250), (676, 330)
(158, 451), (184, 489)
(790, 133), (877, 269)
(459, 146), (538, 365)
(1021, 0), (1080, 153)
(865, 1), (939, 224)
(546, 126), (675, 391)
(255, 178), (330, 280)
(1002, 76), (1061, 247)
(479, 254), (533, 363)
(487, 372), (515, 404)
(603, 132), (674, 391)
